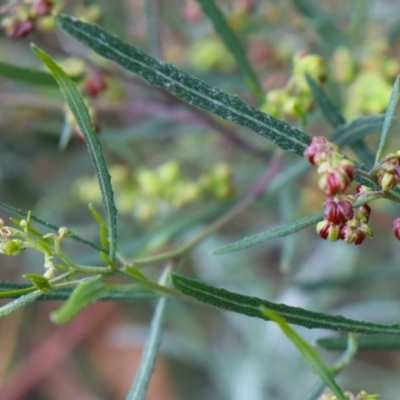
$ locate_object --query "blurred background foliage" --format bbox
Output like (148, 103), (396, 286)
(2, 0), (400, 399)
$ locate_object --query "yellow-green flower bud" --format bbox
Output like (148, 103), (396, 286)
(1, 239), (25, 256)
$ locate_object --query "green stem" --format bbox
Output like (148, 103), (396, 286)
(115, 270), (180, 298)
(54, 252), (112, 274)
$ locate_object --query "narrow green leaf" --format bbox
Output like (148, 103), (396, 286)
(212, 213), (323, 255)
(331, 114), (384, 146)
(0, 290), (43, 318)
(24, 274), (52, 291)
(0, 285), (36, 298)
(32, 44), (118, 262)
(375, 75), (400, 163)
(0, 60), (58, 86)
(306, 74), (345, 128)
(50, 276), (108, 324)
(171, 273), (400, 335)
(262, 310), (346, 400)
(195, 0), (264, 103)
(0, 200), (104, 252)
(124, 267), (150, 282)
(126, 296), (168, 400)
(301, 335), (357, 400)
(57, 14), (312, 157)
(0, 283), (157, 301)
(212, 195), (379, 255)
(317, 334), (400, 352)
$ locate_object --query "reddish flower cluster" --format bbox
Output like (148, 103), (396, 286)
(316, 196), (372, 245)
(1, 0), (53, 39)
(374, 152), (400, 191)
(304, 137), (355, 196)
(304, 137), (374, 245)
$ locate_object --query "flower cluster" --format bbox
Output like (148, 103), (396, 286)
(316, 195), (372, 245)
(373, 151), (400, 191)
(304, 137), (355, 196)
(0, 0), (54, 39)
(304, 137), (373, 245)
(261, 53), (327, 126)
(0, 216), (68, 279)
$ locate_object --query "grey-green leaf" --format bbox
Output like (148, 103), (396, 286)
(195, 0), (264, 103)
(171, 273), (400, 335)
(56, 14), (311, 157)
(0, 61), (57, 86)
(50, 276), (108, 324)
(212, 213), (323, 255)
(306, 74), (345, 128)
(332, 114), (384, 146)
(263, 310), (347, 400)
(375, 75), (400, 163)
(317, 334), (400, 352)
(32, 45), (118, 262)
(126, 296), (168, 400)
(212, 195), (379, 255)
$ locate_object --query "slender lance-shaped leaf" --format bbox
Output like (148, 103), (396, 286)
(50, 276), (108, 324)
(263, 310), (347, 400)
(32, 45), (118, 262)
(306, 74), (345, 128)
(126, 296), (168, 400)
(0, 290), (43, 318)
(375, 75), (400, 163)
(0, 200), (104, 252)
(301, 335), (357, 400)
(195, 0), (264, 103)
(57, 14), (312, 157)
(171, 273), (400, 335)
(0, 61), (58, 86)
(0, 282), (157, 301)
(212, 194), (380, 255)
(317, 334), (400, 352)
(213, 213), (322, 255)
(331, 114), (384, 146)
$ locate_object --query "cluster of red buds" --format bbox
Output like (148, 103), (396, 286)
(304, 137), (373, 245)
(373, 151), (400, 191)
(304, 137), (355, 196)
(1, 0), (53, 39)
(316, 195), (372, 245)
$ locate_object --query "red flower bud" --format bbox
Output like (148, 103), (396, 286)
(31, 0), (53, 16)
(8, 18), (36, 39)
(377, 170), (398, 191)
(316, 220), (340, 241)
(304, 137), (337, 166)
(356, 203), (371, 223)
(318, 159), (354, 196)
(85, 71), (107, 98)
(340, 219), (373, 245)
(393, 217), (400, 240)
(323, 197), (354, 224)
